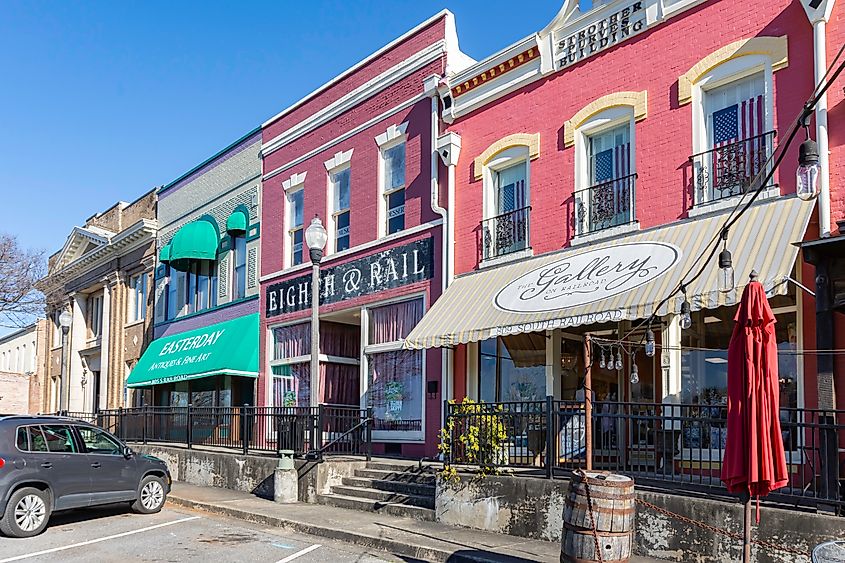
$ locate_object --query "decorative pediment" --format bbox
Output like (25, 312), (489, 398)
(54, 226), (113, 271)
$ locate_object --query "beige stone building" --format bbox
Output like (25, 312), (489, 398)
(37, 191), (157, 412)
(0, 319), (48, 413)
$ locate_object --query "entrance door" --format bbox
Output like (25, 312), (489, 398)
(91, 370), (101, 413)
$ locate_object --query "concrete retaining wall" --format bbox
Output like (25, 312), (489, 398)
(134, 444), (365, 503)
(436, 475), (843, 563)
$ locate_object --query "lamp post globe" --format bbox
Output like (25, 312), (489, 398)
(59, 310), (73, 330)
(305, 217), (328, 264)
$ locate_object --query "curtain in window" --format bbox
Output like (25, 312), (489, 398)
(368, 299), (423, 345)
(273, 323), (310, 360)
(321, 321), (359, 358)
(320, 363), (359, 405)
(368, 349), (422, 431)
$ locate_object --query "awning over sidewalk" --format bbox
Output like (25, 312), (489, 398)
(127, 314), (258, 387)
(405, 197), (813, 349)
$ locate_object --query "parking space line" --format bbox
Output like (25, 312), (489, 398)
(275, 544), (321, 562)
(0, 515), (201, 563)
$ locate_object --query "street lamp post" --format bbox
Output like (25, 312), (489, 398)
(58, 309), (73, 413)
(305, 217), (328, 407)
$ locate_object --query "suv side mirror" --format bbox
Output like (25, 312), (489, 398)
(122, 446), (134, 458)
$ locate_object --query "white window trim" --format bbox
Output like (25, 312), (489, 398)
(572, 105), (638, 240)
(482, 146), (531, 222)
(285, 186), (305, 269)
(376, 123), (409, 238)
(691, 54), (777, 208)
(126, 272), (148, 325)
(282, 171), (307, 193)
(326, 163), (351, 255)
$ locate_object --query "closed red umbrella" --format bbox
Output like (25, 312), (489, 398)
(721, 277), (789, 561)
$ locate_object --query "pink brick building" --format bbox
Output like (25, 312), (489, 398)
(258, 11), (471, 456)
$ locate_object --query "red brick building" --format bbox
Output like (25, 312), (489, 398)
(258, 11), (471, 456)
(403, 0), (845, 495)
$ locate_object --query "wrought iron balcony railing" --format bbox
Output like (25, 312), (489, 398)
(574, 173), (637, 236)
(689, 130), (776, 207)
(482, 206), (531, 261)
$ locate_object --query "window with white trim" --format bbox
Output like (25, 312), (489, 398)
(87, 292), (103, 340)
(128, 272), (148, 323)
(691, 57), (775, 207)
(573, 106), (637, 237)
(330, 167), (351, 252)
(383, 143), (406, 235)
(232, 234), (246, 300)
(482, 147), (530, 260)
(288, 188), (304, 266)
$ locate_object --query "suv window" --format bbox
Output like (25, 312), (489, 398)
(27, 427), (48, 452)
(41, 425), (77, 453)
(15, 427), (29, 451)
(77, 426), (122, 455)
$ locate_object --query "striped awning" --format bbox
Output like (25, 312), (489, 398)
(405, 197), (813, 349)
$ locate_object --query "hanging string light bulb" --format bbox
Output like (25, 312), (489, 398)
(645, 328), (655, 358)
(614, 347), (623, 371)
(796, 121), (820, 201)
(630, 354), (639, 385)
(718, 229), (735, 294)
(680, 286), (692, 330)
(599, 347), (606, 369)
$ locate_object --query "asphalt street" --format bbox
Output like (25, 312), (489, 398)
(0, 504), (403, 562)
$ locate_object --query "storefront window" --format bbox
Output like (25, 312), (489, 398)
(680, 296), (798, 450)
(271, 323), (310, 407)
(478, 333), (546, 402)
(366, 298), (424, 433)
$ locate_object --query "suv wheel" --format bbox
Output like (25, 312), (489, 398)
(131, 476), (166, 514)
(1, 487), (51, 538)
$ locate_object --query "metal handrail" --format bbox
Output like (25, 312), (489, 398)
(306, 415), (373, 461)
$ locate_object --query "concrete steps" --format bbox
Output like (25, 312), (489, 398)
(317, 460), (437, 521)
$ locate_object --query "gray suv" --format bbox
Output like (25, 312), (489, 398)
(0, 415), (171, 538)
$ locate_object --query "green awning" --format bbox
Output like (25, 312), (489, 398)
(226, 210), (248, 234)
(159, 244), (172, 263)
(169, 219), (219, 266)
(127, 314), (258, 388)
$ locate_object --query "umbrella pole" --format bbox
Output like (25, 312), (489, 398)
(743, 497), (752, 562)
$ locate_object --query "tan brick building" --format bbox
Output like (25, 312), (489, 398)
(0, 319), (48, 413)
(37, 191), (157, 412)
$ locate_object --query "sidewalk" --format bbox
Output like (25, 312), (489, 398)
(167, 482), (666, 562)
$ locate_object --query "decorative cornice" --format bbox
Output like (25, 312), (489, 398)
(375, 122), (409, 147)
(563, 90), (648, 147)
(678, 36), (788, 105)
(472, 133), (540, 180)
(324, 149), (354, 172)
(282, 171), (307, 192)
(452, 46), (539, 99)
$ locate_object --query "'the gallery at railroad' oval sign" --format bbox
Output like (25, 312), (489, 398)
(494, 242), (681, 313)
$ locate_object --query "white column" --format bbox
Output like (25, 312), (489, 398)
(68, 295), (87, 412)
(546, 329), (562, 398)
(99, 282), (112, 411)
(661, 314), (682, 430)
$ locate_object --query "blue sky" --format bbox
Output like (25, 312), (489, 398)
(0, 1), (559, 259)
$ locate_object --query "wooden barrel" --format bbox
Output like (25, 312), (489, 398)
(561, 471), (635, 563)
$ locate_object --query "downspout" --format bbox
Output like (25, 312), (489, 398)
(424, 75), (450, 425)
(813, 18), (832, 237)
(802, 0), (836, 236)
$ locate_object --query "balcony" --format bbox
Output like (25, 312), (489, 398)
(689, 131), (776, 208)
(574, 173), (637, 236)
(481, 206), (531, 261)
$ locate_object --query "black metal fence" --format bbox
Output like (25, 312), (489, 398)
(689, 130), (776, 206)
(574, 173), (637, 235)
(444, 399), (845, 513)
(65, 404), (372, 461)
(481, 206), (531, 260)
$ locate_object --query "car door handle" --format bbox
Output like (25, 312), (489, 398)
(90, 462), (101, 469)
(40, 462), (52, 469)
